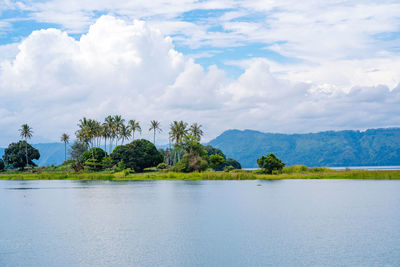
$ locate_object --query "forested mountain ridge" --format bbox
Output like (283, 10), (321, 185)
(208, 128), (400, 168)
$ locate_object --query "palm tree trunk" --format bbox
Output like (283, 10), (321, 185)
(64, 142), (67, 162)
(153, 130), (156, 145)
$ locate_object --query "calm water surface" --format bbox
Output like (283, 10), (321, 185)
(1, 179), (400, 266)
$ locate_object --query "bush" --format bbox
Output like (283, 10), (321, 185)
(81, 147), (107, 163)
(71, 160), (84, 172)
(174, 154), (208, 172)
(257, 153), (285, 174)
(157, 162), (167, 170)
(223, 165), (235, 172)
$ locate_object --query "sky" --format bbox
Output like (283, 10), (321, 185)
(0, 0), (399, 146)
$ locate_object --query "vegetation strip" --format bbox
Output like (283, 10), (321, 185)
(1, 170), (400, 180)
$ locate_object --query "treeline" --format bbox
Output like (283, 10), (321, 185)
(66, 117), (242, 173)
(0, 117), (242, 173)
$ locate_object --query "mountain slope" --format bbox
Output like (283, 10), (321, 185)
(208, 128), (400, 168)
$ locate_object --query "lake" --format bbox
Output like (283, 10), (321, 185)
(1, 180), (400, 266)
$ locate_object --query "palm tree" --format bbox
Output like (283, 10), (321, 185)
(149, 120), (162, 145)
(60, 133), (70, 162)
(169, 121), (188, 144)
(119, 124), (131, 145)
(19, 124), (33, 167)
(128, 120), (141, 140)
(113, 115), (125, 147)
(189, 123), (203, 140)
(104, 115), (114, 153)
(169, 121), (188, 164)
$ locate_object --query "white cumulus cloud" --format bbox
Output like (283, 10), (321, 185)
(0, 15), (399, 147)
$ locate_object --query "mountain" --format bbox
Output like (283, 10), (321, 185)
(0, 143), (66, 167)
(208, 128), (400, 168)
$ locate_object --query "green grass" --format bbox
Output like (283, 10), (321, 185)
(1, 168), (400, 180)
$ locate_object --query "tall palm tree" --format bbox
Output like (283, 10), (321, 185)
(169, 120), (188, 146)
(60, 133), (70, 162)
(104, 115), (114, 153)
(128, 120), (141, 140)
(113, 115), (125, 147)
(169, 121), (188, 164)
(189, 123), (203, 140)
(19, 124), (33, 167)
(149, 120), (162, 145)
(119, 124), (131, 145)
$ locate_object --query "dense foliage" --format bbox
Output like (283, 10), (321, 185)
(81, 147), (107, 163)
(257, 153), (285, 174)
(111, 139), (164, 172)
(209, 128), (400, 167)
(0, 159), (4, 171)
(3, 141), (40, 170)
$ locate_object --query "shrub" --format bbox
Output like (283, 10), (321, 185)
(174, 154), (208, 172)
(71, 160), (84, 172)
(223, 165), (235, 172)
(157, 162), (167, 170)
(257, 153), (285, 174)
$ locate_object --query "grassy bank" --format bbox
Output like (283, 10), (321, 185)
(1, 169), (400, 180)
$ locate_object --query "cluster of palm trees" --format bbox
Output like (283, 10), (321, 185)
(72, 115), (144, 154)
(168, 121), (203, 165)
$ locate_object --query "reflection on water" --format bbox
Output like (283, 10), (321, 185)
(1, 179), (400, 266)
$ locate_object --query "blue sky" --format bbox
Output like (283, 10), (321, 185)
(0, 0), (400, 145)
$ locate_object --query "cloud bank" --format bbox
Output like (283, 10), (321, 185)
(0, 15), (399, 146)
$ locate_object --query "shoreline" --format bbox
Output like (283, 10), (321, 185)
(1, 169), (400, 181)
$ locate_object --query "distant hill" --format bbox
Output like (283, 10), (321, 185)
(208, 128), (400, 168)
(0, 143), (66, 167)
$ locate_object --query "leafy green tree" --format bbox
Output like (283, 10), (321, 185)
(0, 159), (4, 171)
(257, 153), (285, 174)
(60, 133), (70, 163)
(84, 158), (103, 171)
(101, 156), (114, 170)
(149, 120), (162, 145)
(81, 147), (107, 163)
(128, 120), (141, 140)
(209, 154), (225, 170)
(3, 141), (40, 170)
(111, 139), (163, 172)
(204, 145), (226, 159)
(19, 124), (33, 167)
